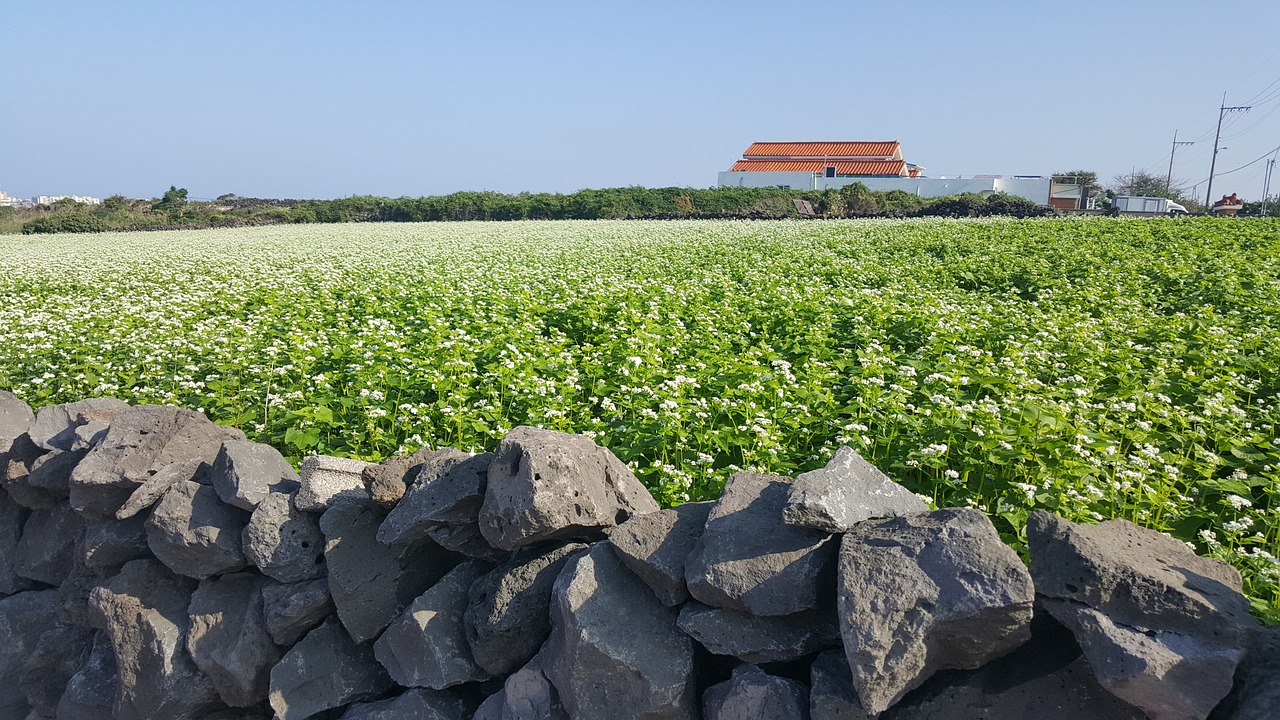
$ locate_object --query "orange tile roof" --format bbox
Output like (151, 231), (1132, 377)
(728, 159), (908, 176)
(743, 141), (901, 159)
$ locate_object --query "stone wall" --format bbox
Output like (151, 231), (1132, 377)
(0, 393), (1274, 720)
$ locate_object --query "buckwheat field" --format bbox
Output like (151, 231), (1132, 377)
(2, 218), (1277, 619)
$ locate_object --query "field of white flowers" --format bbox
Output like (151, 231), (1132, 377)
(1, 218), (1276, 619)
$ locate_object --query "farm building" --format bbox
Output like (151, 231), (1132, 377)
(718, 141), (1052, 205)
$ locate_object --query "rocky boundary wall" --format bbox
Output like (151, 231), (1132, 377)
(0, 393), (1275, 720)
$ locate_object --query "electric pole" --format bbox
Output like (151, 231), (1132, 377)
(1263, 151), (1278, 216)
(1206, 92), (1251, 207)
(1166, 130), (1194, 194)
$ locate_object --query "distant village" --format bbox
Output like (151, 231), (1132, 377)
(0, 190), (101, 208)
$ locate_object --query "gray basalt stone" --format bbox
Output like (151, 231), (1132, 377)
(69, 419), (111, 451)
(296, 455), (375, 512)
(881, 611), (1148, 720)
(543, 543), (697, 720)
(375, 558), (492, 689)
(377, 450), (489, 545)
(28, 397), (129, 452)
(55, 631), (119, 720)
(685, 471), (836, 616)
(464, 542), (588, 677)
(211, 439), (299, 511)
(1028, 510), (1256, 720)
(19, 623), (95, 717)
(69, 404), (244, 520)
(242, 490), (325, 583)
(677, 601), (841, 663)
(608, 501), (712, 606)
(25, 447), (87, 501)
(0, 391), (34, 454)
(322, 499), (455, 643)
(16, 501), (86, 585)
(0, 590), (61, 719)
(0, 489), (34, 595)
(1, 433), (57, 509)
(261, 577), (335, 646)
(363, 445), (442, 513)
(115, 457), (205, 520)
(268, 618), (393, 720)
(1209, 626), (1280, 720)
(340, 688), (479, 720)
(83, 512), (152, 570)
(146, 478), (249, 579)
(838, 508), (1035, 715)
(703, 664), (809, 720)
(479, 427), (659, 551)
(784, 445), (928, 533)
(810, 650), (872, 720)
(87, 558), (224, 720)
(187, 572), (283, 707)
(472, 651), (568, 720)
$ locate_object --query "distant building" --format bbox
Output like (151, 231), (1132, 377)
(0, 191), (25, 208)
(717, 141), (1051, 205)
(35, 195), (101, 205)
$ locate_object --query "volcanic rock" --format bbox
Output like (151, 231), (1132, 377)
(608, 501), (712, 606)
(296, 455), (375, 512)
(377, 449), (488, 546)
(464, 542), (588, 677)
(838, 508), (1035, 714)
(28, 397), (129, 452)
(242, 489), (325, 583)
(703, 664), (809, 720)
(375, 558), (492, 689)
(15, 502), (85, 585)
(1, 433), (57, 509)
(82, 512), (152, 570)
(784, 445), (928, 533)
(472, 651), (568, 720)
(686, 471), (836, 616)
(543, 543), (697, 720)
(267, 618), (392, 720)
(810, 650), (871, 720)
(0, 391), (33, 453)
(339, 688), (479, 720)
(146, 478), (249, 579)
(0, 489), (34, 595)
(479, 426), (658, 551)
(677, 601), (841, 663)
(114, 457), (205, 520)
(55, 631), (119, 720)
(322, 498), (454, 643)
(0, 590), (61, 718)
(211, 439), (299, 511)
(19, 623), (95, 717)
(187, 571), (283, 707)
(24, 447), (86, 501)
(362, 445), (443, 513)
(87, 558), (224, 720)
(1209, 626), (1280, 720)
(1028, 510), (1255, 720)
(261, 577), (334, 646)
(69, 404), (244, 520)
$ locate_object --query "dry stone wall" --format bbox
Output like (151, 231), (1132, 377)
(0, 391), (1275, 720)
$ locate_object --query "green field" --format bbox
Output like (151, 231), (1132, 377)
(2, 218), (1277, 619)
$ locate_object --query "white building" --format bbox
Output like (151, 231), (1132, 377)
(34, 195), (102, 205)
(717, 141), (1051, 205)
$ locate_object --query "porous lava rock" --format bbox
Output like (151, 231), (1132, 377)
(187, 571), (282, 707)
(362, 445), (441, 513)
(242, 489), (325, 583)
(267, 618), (392, 720)
(838, 508), (1035, 714)
(296, 455), (375, 512)
(608, 501), (712, 606)
(685, 471), (836, 616)
(145, 478), (249, 579)
(479, 427), (658, 551)
(210, 439), (299, 511)
(261, 577), (334, 646)
(28, 397), (128, 452)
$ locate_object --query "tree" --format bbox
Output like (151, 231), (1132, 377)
(1109, 170), (1191, 201)
(154, 185), (188, 212)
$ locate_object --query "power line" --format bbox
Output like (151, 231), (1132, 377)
(1206, 93), (1252, 206)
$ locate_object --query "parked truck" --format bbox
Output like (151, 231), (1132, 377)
(1113, 195), (1189, 215)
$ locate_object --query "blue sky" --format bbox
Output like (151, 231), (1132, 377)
(4, 1), (1280, 201)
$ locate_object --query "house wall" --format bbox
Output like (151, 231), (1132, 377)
(717, 173), (1052, 205)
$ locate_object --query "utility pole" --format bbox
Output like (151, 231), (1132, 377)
(1166, 130), (1194, 194)
(1263, 151), (1279, 216)
(1206, 92), (1251, 207)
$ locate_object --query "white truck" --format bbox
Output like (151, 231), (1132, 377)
(1113, 195), (1189, 215)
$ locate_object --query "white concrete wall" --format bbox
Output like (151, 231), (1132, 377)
(717, 173), (1052, 205)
